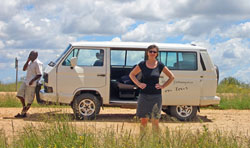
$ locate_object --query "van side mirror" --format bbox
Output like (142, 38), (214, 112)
(70, 57), (77, 68)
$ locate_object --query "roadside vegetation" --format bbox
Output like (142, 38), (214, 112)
(0, 81), (22, 92)
(0, 77), (250, 109)
(0, 119), (249, 148)
(0, 93), (68, 108)
(216, 77), (250, 110)
(217, 77), (250, 94)
(0, 79), (249, 147)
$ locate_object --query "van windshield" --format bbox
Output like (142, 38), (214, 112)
(48, 44), (71, 67)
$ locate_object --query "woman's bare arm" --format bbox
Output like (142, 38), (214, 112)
(155, 66), (175, 89)
(129, 65), (146, 89)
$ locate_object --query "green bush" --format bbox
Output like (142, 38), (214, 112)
(217, 77), (250, 93)
(214, 77), (250, 109)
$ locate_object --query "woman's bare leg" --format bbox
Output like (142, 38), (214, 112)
(151, 118), (160, 132)
(141, 118), (149, 127)
(140, 118), (149, 135)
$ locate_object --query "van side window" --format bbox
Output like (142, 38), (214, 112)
(62, 49), (78, 66)
(159, 51), (177, 70)
(200, 54), (206, 71)
(111, 50), (145, 66)
(177, 52), (197, 70)
(159, 51), (197, 70)
(167, 52), (178, 69)
(77, 49), (104, 66)
(126, 51), (144, 66)
(111, 50), (125, 66)
(62, 49), (104, 66)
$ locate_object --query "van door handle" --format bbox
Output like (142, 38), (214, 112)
(97, 74), (106, 77)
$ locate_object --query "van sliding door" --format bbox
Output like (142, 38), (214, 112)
(159, 51), (201, 106)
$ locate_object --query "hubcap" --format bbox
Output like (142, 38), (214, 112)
(176, 105), (193, 118)
(78, 99), (95, 116)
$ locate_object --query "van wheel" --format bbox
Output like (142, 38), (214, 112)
(72, 93), (100, 120)
(170, 106), (197, 121)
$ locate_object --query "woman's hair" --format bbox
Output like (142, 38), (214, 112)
(146, 44), (159, 59)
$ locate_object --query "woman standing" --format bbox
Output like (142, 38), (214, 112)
(129, 44), (175, 131)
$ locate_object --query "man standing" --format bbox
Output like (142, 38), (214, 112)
(15, 51), (43, 118)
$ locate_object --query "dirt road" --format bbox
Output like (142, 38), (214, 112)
(0, 107), (249, 138)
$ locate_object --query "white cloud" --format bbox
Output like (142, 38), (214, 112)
(30, 0), (135, 35)
(221, 22), (250, 39)
(121, 16), (228, 42)
(234, 67), (250, 83)
(0, 0), (250, 83)
(0, 0), (21, 21)
(6, 40), (22, 47)
(122, 23), (167, 42)
(0, 63), (6, 69)
(0, 21), (7, 38)
(1, 0), (250, 48)
(0, 41), (4, 49)
(111, 37), (121, 42)
(40, 18), (50, 24)
(121, 0), (171, 21)
(193, 38), (250, 83)
(120, 0), (250, 21)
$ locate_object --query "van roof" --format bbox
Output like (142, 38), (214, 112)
(70, 41), (207, 51)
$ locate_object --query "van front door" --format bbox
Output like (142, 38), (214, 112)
(159, 51), (201, 105)
(56, 48), (107, 104)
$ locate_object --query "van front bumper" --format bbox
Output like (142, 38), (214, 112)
(200, 96), (220, 106)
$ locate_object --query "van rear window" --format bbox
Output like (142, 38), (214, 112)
(159, 51), (197, 71)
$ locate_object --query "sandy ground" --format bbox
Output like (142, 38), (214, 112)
(0, 107), (249, 139)
(0, 92), (249, 137)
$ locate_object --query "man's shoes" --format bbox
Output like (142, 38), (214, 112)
(14, 113), (27, 118)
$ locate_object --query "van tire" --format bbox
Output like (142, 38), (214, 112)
(72, 93), (101, 120)
(170, 106), (197, 121)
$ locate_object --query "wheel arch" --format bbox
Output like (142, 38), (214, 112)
(71, 89), (103, 107)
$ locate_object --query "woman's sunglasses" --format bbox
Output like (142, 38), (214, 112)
(149, 51), (157, 54)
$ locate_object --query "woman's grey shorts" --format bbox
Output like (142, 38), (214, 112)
(136, 93), (162, 119)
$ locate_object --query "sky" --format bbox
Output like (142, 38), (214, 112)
(0, 0), (250, 84)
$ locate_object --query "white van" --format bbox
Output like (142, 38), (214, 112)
(36, 41), (220, 121)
